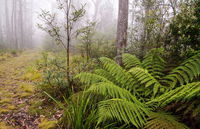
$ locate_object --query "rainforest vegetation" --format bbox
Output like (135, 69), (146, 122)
(0, 0), (200, 129)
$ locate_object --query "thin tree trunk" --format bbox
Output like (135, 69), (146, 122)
(19, 0), (24, 49)
(5, 0), (11, 48)
(116, 0), (129, 65)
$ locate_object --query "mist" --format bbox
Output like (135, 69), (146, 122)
(0, 0), (119, 50)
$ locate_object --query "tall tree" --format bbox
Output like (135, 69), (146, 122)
(116, 0), (129, 65)
(5, 0), (11, 48)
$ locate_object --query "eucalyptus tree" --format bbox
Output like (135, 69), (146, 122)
(116, 0), (129, 65)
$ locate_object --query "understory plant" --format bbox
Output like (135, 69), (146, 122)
(37, 52), (98, 101)
(75, 48), (200, 129)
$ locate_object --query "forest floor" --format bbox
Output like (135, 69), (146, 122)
(0, 51), (58, 129)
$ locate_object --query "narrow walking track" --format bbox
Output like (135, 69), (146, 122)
(0, 51), (40, 129)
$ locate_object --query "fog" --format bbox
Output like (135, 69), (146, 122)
(0, 0), (118, 50)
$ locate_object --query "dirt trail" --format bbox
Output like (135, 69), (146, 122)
(0, 51), (41, 129)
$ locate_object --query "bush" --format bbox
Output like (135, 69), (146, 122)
(36, 52), (98, 101)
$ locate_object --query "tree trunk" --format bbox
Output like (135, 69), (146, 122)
(5, 0), (11, 48)
(19, 0), (24, 49)
(116, 0), (129, 65)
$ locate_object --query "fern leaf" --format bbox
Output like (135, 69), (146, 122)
(99, 57), (137, 90)
(164, 53), (200, 87)
(75, 72), (110, 85)
(129, 67), (162, 96)
(144, 112), (189, 129)
(142, 48), (166, 80)
(122, 53), (141, 69)
(98, 99), (150, 128)
(149, 82), (200, 107)
(95, 69), (118, 84)
(87, 82), (142, 104)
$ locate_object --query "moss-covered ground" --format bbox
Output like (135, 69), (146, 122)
(0, 51), (58, 129)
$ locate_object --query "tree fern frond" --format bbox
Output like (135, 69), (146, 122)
(94, 69), (118, 85)
(75, 72), (110, 85)
(144, 112), (189, 129)
(122, 53), (141, 69)
(129, 67), (163, 96)
(87, 82), (141, 104)
(142, 48), (166, 80)
(148, 82), (200, 107)
(99, 57), (137, 90)
(98, 99), (150, 128)
(164, 53), (200, 87)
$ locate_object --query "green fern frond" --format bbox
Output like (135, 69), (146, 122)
(99, 57), (137, 90)
(149, 82), (200, 107)
(98, 99), (150, 128)
(164, 53), (200, 87)
(129, 67), (162, 96)
(95, 69), (118, 84)
(75, 72), (110, 85)
(122, 53), (141, 69)
(142, 48), (166, 80)
(144, 112), (189, 129)
(87, 82), (141, 104)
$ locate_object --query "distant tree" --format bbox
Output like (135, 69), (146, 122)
(116, 0), (129, 65)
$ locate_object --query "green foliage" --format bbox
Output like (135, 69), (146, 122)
(76, 48), (200, 128)
(149, 82), (200, 107)
(129, 67), (162, 96)
(37, 52), (98, 101)
(122, 53), (141, 69)
(168, 0), (200, 57)
(164, 53), (200, 87)
(46, 92), (97, 129)
(98, 99), (149, 128)
(144, 112), (189, 129)
(37, 52), (71, 100)
(142, 48), (166, 80)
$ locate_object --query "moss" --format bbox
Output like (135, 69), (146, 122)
(19, 92), (32, 98)
(19, 83), (35, 93)
(38, 118), (57, 129)
(0, 122), (12, 129)
(21, 66), (42, 81)
(0, 108), (9, 114)
(6, 105), (16, 110)
(0, 98), (12, 104)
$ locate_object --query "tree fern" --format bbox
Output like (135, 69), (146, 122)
(164, 53), (200, 87)
(75, 72), (110, 85)
(144, 112), (189, 129)
(95, 69), (118, 85)
(122, 53), (141, 69)
(148, 82), (200, 107)
(87, 82), (142, 104)
(129, 67), (163, 96)
(141, 48), (166, 80)
(99, 57), (137, 90)
(98, 99), (150, 128)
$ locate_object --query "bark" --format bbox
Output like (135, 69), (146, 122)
(116, 0), (129, 65)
